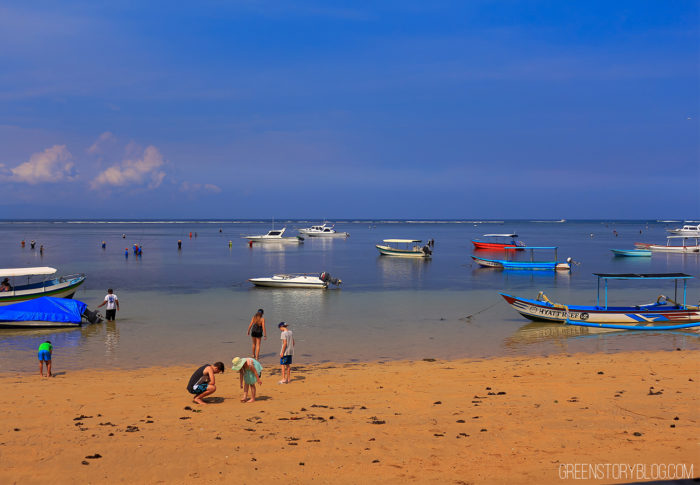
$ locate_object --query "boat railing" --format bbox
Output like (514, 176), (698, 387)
(58, 273), (86, 283)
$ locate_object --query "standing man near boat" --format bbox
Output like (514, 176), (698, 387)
(97, 288), (120, 321)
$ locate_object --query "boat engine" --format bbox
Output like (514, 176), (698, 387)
(422, 245), (432, 255)
(320, 272), (342, 287)
(83, 308), (103, 324)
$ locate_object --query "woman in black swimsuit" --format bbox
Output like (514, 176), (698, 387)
(246, 309), (266, 359)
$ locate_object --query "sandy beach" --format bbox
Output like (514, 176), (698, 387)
(1, 349), (697, 484)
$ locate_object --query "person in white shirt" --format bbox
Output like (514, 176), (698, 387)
(278, 322), (295, 384)
(97, 288), (120, 321)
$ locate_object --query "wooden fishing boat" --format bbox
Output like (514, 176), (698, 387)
(500, 273), (700, 330)
(0, 267), (86, 305)
(0, 297), (102, 328)
(472, 234), (525, 250)
(611, 249), (652, 257)
(634, 236), (699, 253)
(376, 239), (432, 258)
(472, 247), (571, 270)
(249, 272), (342, 289)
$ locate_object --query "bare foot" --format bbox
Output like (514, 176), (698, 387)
(240, 397), (248, 403)
(193, 398), (207, 405)
(278, 380), (286, 384)
(245, 398), (255, 403)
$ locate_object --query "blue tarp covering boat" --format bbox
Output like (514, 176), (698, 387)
(0, 297), (88, 327)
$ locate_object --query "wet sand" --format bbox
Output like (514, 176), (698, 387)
(0, 350), (697, 484)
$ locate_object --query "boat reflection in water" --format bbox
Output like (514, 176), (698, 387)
(377, 255), (431, 288)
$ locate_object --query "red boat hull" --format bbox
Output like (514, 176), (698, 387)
(472, 240), (520, 250)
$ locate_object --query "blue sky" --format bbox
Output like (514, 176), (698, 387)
(1, 1), (698, 219)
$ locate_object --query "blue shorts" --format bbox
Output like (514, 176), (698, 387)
(38, 350), (51, 361)
(192, 383), (208, 395)
(280, 355), (292, 366)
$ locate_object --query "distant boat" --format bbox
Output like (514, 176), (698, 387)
(472, 247), (572, 271)
(376, 239), (432, 258)
(472, 234), (525, 250)
(249, 272), (342, 289)
(0, 267), (86, 305)
(298, 223), (349, 238)
(500, 273), (700, 330)
(611, 249), (652, 257)
(0, 297), (102, 328)
(243, 227), (304, 244)
(666, 223), (700, 236)
(635, 236), (699, 253)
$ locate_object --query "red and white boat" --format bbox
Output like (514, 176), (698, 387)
(472, 234), (525, 250)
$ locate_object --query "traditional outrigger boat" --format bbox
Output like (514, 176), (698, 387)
(298, 223), (349, 238)
(243, 227), (304, 244)
(472, 247), (572, 271)
(472, 234), (525, 250)
(0, 267), (86, 305)
(376, 239), (432, 258)
(500, 273), (700, 330)
(249, 272), (342, 289)
(0, 297), (102, 328)
(634, 236), (699, 253)
(610, 249), (652, 257)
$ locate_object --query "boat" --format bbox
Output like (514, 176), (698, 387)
(611, 249), (652, 257)
(0, 267), (86, 305)
(243, 227), (304, 244)
(472, 234), (525, 250)
(298, 223), (349, 238)
(0, 297), (102, 328)
(249, 272), (342, 289)
(634, 236), (700, 253)
(376, 239), (432, 258)
(666, 223), (700, 236)
(472, 247), (572, 270)
(500, 273), (700, 330)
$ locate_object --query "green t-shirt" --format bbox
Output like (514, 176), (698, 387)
(38, 342), (52, 352)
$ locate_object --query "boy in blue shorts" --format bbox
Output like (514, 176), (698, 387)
(38, 341), (52, 377)
(278, 322), (294, 384)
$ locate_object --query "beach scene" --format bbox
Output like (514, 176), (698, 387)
(1, 2), (698, 484)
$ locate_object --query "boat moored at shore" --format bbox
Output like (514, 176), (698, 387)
(0, 267), (86, 305)
(0, 297), (102, 328)
(472, 247), (572, 271)
(376, 239), (433, 258)
(249, 272), (342, 289)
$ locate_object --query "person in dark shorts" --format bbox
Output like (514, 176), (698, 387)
(97, 288), (120, 321)
(187, 362), (225, 404)
(38, 341), (53, 377)
(246, 309), (266, 360)
(278, 322), (295, 384)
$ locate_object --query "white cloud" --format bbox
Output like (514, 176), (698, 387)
(1, 145), (76, 184)
(87, 131), (116, 154)
(180, 181), (222, 193)
(91, 145), (166, 189)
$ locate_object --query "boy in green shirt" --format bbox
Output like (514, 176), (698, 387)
(38, 341), (52, 377)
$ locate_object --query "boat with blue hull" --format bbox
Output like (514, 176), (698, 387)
(611, 249), (652, 257)
(472, 247), (571, 271)
(501, 273), (700, 330)
(0, 267), (86, 305)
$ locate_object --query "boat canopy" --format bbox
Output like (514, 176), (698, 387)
(0, 297), (86, 323)
(593, 273), (693, 280)
(383, 239), (421, 243)
(482, 234), (517, 237)
(0, 267), (57, 278)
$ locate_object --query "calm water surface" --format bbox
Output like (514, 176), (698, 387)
(0, 220), (698, 372)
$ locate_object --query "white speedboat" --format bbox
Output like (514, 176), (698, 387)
(666, 224), (700, 236)
(249, 272), (342, 289)
(243, 227), (304, 244)
(0, 267), (86, 306)
(635, 236), (700, 253)
(298, 223), (349, 238)
(376, 239), (432, 258)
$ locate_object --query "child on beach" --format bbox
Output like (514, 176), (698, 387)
(38, 341), (52, 377)
(278, 322), (294, 384)
(231, 356), (263, 403)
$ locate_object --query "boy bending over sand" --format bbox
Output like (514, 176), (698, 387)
(186, 362), (225, 404)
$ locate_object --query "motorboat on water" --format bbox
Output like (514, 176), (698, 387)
(0, 297), (102, 328)
(610, 249), (652, 257)
(634, 236), (700, 253)
(500, 273), (700, 330)
(249, 272), (342, 289)
(472, 247), (572, 270)
(472, 234), (525, 250)
(376, 239), (433, 258)
(298, 223), (349, 238)
(243, 227), (304, 244)
(666, 223), (700, 236)
(0, 267), (86, 305)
